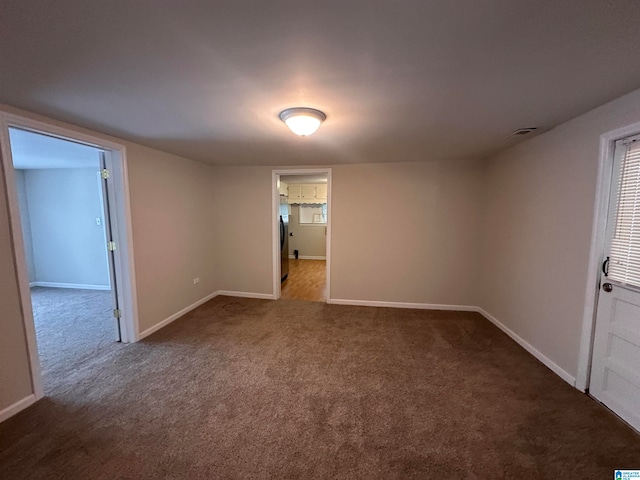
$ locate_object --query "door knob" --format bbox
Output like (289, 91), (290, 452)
(602, 283), (613, 292)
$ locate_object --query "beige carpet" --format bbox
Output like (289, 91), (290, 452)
(1, 295), (639, 478)
(29, 287), (115, 389)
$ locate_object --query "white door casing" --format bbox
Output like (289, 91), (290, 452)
(271, 169), (332, 301)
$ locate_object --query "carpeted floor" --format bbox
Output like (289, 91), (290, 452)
(29, 287), (116, 390)
(1, 295), (639, 478)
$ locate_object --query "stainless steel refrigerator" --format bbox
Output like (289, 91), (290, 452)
(279, 195), (289, 282)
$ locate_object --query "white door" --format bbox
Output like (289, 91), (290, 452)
(98, 152), (122, 342)
(591, 134), (640, 432)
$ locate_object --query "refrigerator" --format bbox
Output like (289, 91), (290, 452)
(279, 195), (290, 282)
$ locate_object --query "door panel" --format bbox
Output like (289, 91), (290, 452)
(591, 282), (640, 430)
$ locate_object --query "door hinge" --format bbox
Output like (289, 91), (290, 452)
(101, 168), (110, 180)
(113, 309), (121, 319)
(107, 241), (117, 251)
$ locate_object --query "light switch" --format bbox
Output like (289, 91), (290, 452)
(96, 218), (101, 226)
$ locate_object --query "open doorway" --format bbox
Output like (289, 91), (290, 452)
(272, 169), (331, 302)
(9, 128), (119, 390)
(0, 111), (138, 403)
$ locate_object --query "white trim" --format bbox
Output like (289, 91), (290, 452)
(272, 168), (332, 301)
(288, 255), (326, 260)
(0, 394), (36, 423)
(29, 282), (111, 291)
(0, 114), (43, 400)
(216, 290), (275, 300)
(477, 308), (576, 387)
(138, 291), (219, 340)
(327, 298), (479, 312)
(576, 120), (640, 392)
(272, 171), (280, 299)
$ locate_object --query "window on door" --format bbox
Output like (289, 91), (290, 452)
(607, 135), (640, 287)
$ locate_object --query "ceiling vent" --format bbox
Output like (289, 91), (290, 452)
(506, 127), (538, 139)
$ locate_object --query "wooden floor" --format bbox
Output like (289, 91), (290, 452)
(281, 259), (326, 302)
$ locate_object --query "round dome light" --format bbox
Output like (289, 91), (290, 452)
(279, 107), (326, 136)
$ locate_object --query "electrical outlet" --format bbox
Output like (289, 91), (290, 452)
(193, 278), (200, 285)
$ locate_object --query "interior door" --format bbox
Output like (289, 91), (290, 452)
(590, 134), (640, 432)
(98, 151), (122, 342)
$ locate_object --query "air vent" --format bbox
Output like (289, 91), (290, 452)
(506, 127), (537, 139)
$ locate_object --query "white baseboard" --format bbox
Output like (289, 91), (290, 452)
(327, 298), (478, 312)
(216, 290), (275, 300)
(0, 394), (36, 424)
(475, 307), (576, 387)
(288, 255), (326, 260)
(138, 290), (274, 340)
(30, 281), (110, 291)
(138, 291), (219, 340)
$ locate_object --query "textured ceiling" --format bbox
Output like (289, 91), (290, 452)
(2, 1), (640, 166)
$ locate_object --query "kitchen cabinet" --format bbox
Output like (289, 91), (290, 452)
(287, 184), (327, 204)
(288, 185), (302, 202)
(301, 185), (316, 200)
(315, 184), (327, 201)
(278, 181), (289, 196)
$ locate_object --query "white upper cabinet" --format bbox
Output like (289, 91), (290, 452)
(287, 184), (327, 204)
(288, 185), (302, 202)
(301, 185), (316, 200)
(315, 184), (327, 201)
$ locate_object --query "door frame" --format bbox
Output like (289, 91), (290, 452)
(271, 168), (332, 300)
(576, 119), (640, 392)
(0, 111), (140, 400)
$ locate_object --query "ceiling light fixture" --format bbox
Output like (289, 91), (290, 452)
(279, 107), (326, 136)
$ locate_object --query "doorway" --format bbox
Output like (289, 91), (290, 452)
(0, 111), (138, 401)
(10, 128), (120, 388)
(272, 169), (331, 302)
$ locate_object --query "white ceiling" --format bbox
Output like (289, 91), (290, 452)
(10, 128), (100, 169)
(281, 174), (328, 184)
(2, 1), (640, 166)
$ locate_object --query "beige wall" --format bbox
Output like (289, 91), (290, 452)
(331, 160), (484, 305)
(210, 166), (274, 294)
(480, 88), (640, 379)
(288, 205), (327, 258)
(0, 104), (220, 414)
(127, 143), (218, 333)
